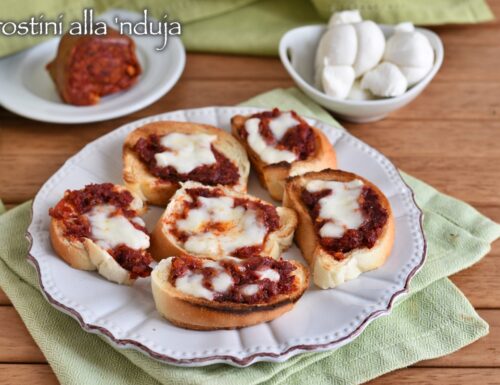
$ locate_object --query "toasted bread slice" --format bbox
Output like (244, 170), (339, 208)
(151, 255), (309, 330)
(231, 110), (336, 201)
(150, 181), (297, 261)
(49, 183), (151, 285)
(283, 169), (395, 289)
(47, 28), (141, 106)
(123, 121), (250, 206)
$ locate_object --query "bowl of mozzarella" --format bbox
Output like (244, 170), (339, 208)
(279, 10), (444, 123)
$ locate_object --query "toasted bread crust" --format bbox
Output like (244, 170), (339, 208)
(123, 121), (250, 206)
(151, 258), (309, 330)
(283, 169), (395, 288)
(50, 219), (95, 270)
(149, 181), (298, 261)
(231, 114), (337, 201)
(50, 218), (135, 284)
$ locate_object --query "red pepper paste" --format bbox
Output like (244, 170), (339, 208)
(49, 183), (152, 277)
(133, 134), (240, 186)
(239, 108), (316, 162)
(301, 185), (388, 260)
(47, 27), (141, 106)
(169, 254), (297, 304)
(169, 187), (280, 257)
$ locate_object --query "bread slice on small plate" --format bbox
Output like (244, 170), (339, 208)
(151, 254), (309, 330)
(49, 183), (153, 285)
(150, 181), (297, 261)
(283, 169), (395, 289)
(123, 121), (250, 206)
(231, 108), (336, 201)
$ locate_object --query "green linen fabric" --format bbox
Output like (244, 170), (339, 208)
(0, 0), (258, 57)
(311, 0), (495, 24)
(1, 88), (499, 385)
(182, 0), (495, 55)
(0, 0), (494, 57)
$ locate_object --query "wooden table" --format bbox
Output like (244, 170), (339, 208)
(1, 2), (499, 383)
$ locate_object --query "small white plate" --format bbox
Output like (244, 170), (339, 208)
(0, 10), (185, 124)
(27, 107), (426, 366)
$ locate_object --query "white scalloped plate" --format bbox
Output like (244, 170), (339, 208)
(27, 106), (426, 367)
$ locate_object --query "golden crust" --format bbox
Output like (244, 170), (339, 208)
(231, 113), (337, 201)
(123, 121), (250, 206)
(283, 169), (395, 289)
(50, 219), (95, 271)
(151, 258), (309, 330)
(149, 181), (298, 261)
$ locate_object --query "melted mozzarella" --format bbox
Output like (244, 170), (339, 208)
(154, 133), (216, 174)
(175, 196), (268, 257)
(211, 272), (233, 292)
(171, 257), (285, 300)
(245, 117), (297, 164)
(175, 273), (214, 300)
(257, 269), (280, 282)
(242, 284), (259, 296)
(173, 258), (234, 299)
(202, 259), (224, 270)
(306, 179), (364, 238)
(85, 204), (150, 250)
(268, 111), (300, 140)
(131, 217), (146, 227)
(177, 196), (243, 233)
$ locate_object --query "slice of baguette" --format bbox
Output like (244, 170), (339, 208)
(283, 169), (395, 289)
(231, 112), (336, 201)
(151, 256), (309, 330)
(49, 184), (149, 285)
(123, 121), (250, 206)
(150, 181), (297, 261)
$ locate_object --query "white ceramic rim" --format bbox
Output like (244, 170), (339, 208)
(26, 106), (427, 366)
(279, 24), (444, 106)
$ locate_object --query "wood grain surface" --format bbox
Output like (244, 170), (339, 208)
(1, 1), (500, 383)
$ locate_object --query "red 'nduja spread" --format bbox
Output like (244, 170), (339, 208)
(301, 184), (388, 260)
(133, 134), (240, 186)
(46, 28), (141, 106)
(240, 108), (316, 161)
(49, 183), (152, 278)
(169, 254), (297, 304)
(170, 187), (280, 257)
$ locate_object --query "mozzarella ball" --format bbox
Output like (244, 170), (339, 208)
(361, 62), (408, 97)
(322, 65), (356, 99)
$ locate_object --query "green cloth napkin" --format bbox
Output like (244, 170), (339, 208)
(1, 88), (500, 385)
(0, 0), (494, 57)
(310, 0), (495, 24)
(182, 0), (494, 55)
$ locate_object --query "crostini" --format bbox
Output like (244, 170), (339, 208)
(151, 254), (309, 330)
(123, 121), (250, 206)
(231, 108), (337, 201)
(150, 181), (297, 261)
(283, 169), (394, 289)
(49, 183), (153, 285)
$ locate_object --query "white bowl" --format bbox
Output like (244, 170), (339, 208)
(279, 24), (443, 123)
